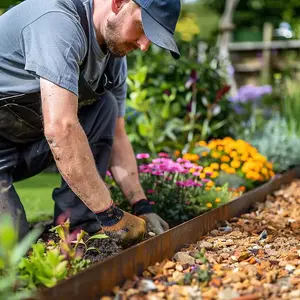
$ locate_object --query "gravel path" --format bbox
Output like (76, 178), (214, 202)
(102, 180), (300, 300)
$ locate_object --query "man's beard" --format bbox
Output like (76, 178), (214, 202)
(105, 19), (137, 57)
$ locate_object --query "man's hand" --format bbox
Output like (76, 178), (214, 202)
(132, 199), (169, 235)
(95, 204), (146, 247)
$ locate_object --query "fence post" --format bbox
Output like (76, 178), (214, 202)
(261, 22), (273, 84)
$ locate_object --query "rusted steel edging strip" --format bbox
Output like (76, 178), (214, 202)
(39, 166), (300, 300)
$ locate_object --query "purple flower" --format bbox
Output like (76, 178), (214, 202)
(136, 153), (150, 159)
(229, 84), (272, 103)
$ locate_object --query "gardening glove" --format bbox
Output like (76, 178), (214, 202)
(132, 199), (169, 235)
(95, 203), (146, 247)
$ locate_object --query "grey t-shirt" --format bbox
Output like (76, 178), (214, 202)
(0, 0), (127, 116)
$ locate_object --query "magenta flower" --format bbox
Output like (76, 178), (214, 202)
(158, 152), (169, 157)
(205, 172), (213, 176)
(201, 178), (210, 183)
(136, 153), (150, 159)
(106, 170), (112, 177)
(192, 172), (200, 176)
(147, 189), (155, 194)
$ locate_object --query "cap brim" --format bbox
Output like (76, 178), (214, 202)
(141, 9), (180, 59)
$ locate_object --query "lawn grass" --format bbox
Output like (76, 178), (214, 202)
(14, 173), (61, 223)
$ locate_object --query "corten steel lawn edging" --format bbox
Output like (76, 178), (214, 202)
(39, 166), (300, 300)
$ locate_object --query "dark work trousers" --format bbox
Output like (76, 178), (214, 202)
(0, 91), (118, 239)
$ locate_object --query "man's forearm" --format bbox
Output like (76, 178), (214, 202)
(46, 122), (112, 213)
(109, 133), (146, 205)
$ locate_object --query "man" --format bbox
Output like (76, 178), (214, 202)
(0, 0), (181, 246)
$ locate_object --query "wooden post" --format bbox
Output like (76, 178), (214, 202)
(217, 0), (240, 97)
(261, 22), (273, 84)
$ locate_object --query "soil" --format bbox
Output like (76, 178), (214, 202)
(82, 238), (122, 264)
(102, 179), (300, 300)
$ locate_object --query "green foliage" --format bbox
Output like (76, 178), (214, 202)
(207, 0), (300, 36)
(241, 116), (300, 173)
(0, 215), (41, 300)
(126, 47), (232, 154)
(18, 243), (68, 289)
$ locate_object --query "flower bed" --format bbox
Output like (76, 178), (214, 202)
(105, 179), (300, 300)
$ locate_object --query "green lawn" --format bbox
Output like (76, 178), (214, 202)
(14, 173), (60, 223)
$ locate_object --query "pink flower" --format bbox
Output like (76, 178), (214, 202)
(147, 189), (155, 194)
(186, 201), (191, 205)
(106, 170), (112, 177)
(158, 152), (169, 157)
(149, 201), (156, 205)
(201, 178), (210, 183)
(136, 153), (150, 159)
(192, 172), (200, 176)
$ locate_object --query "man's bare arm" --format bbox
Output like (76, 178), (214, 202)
(40, 78), (112, 212)
(109, 117), (146, 205)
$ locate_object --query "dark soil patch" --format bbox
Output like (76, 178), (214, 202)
(82, 238), (122, 264)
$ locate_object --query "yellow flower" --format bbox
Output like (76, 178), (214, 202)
(261, 167), (268, 176)
(220, 163), (229, 171)
(205, 187), (211, 191)
(215, 187), (222, 191)
(266, 162), (273, 169)
(226, 167), (236, 174)
(230, 160), (241, 169)
(229, 151), (238, 158)
(223, 137), (234, 144)
(189, 168), (196, 173)
(215, 197), (221, 203)
(198, 141), (207, 147)
(182, 153), (199, 162)
(211, 171), (219, 179)
(206, 181), (215, 187)
(269, 171), (275, 177)
(204, 167), (213, 174)
(201, 151), (209, 157)
(206, 202), (213, 208)
(217, 145), (224, 151)
(210, 151), (221, 159)
(199, 173), (206, 179)
(220, 155), (230, 163)
(210, 163), (220, 170)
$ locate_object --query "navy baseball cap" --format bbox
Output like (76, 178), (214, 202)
(133, 0), (181, 59)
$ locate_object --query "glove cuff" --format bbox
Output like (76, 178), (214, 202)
(95, 204), (124, 227)
(132, 199), (153, 216)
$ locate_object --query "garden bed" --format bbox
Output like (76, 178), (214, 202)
(104, 179), (300, 300)
(39, 167), (299, 300)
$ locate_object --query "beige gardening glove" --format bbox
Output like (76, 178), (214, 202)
(95, 204), (146, 247)
(132, 199), (169, 235)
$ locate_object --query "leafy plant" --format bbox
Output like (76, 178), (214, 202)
(125, 47), (233, 154)
(18, 243), (68, 289)
(241, 115), (300, 172)
(0, 214), (41, 300)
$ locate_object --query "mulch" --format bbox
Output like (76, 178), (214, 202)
(101, 179), (300, 300)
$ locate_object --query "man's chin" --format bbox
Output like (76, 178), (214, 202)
(108, 47), (136, 58)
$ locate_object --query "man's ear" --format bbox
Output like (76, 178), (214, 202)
(111, 0), (129, 14)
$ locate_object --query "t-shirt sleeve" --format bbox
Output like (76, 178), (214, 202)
(109, 57), (127, 117)
(21, 11), (87, 96)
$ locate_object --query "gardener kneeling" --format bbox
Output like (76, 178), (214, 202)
(0, 0), (181, 246)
